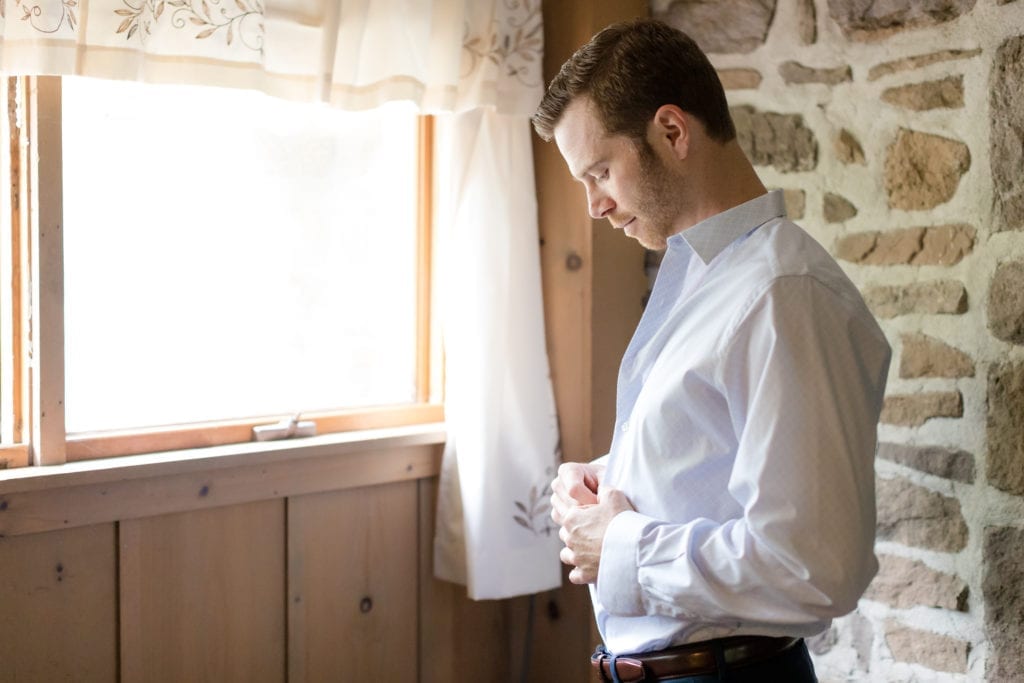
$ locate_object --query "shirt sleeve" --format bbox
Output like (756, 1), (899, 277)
(596, 275), (891, 626)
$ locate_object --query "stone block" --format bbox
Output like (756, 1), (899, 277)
(880, 392), (962, 427)
(884, 129), (970, 211)
(991, 36), (1024, 231)
(827, 0), (977, 41)
(797, 0), (816, 44)
(878, 442), (975, 483)
(864, 553), (968, 610)
(987, 362), (1024, 496)
(914, 224), (976, 265)
(779, 61), (852, 85)
(836, 225), (975, 266)
(782, 189), (806, 220)
(884, 621), (969, 674)
(824, 193), (857, 223)
(881, 75), (964, 110)
(863, 280), (967, 318)
(984, 526), (1024, 680)
(835, 129), (865, 165)
(988, 261), (1024, 344)
(717, 68), (762, 90)
(876, 477), (968, 552)
(659, 0), (776, 54)
(899, 332), (974, 379)
(868, 48), (982, 81)
(835, 232), (875, 262)
(731, 106), (818, 173)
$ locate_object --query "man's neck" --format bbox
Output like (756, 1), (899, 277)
(675, 140), (767, 234)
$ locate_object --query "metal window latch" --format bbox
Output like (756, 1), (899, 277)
(252, 413), (317, 442)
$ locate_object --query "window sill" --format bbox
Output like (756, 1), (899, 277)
(0, 422), (446, 537)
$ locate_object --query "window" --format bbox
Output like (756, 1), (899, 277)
(1, 76), (441, 467)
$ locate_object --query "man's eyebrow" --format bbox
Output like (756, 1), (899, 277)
(572, 158), (605, 181)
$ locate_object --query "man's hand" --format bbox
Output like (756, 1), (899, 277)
(551, 461), (605, 507)
(550, 462), (633, 584)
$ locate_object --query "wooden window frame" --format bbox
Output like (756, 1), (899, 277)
(2, 76), (442, 467)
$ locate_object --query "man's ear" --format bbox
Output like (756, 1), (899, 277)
(650, 105), (690, 160)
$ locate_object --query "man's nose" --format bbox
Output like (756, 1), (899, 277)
(587, 189), (615, 220)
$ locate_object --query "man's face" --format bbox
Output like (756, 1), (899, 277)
(553, 98), (684, 250)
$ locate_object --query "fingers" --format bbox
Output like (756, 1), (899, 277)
(555, 462), (600, 505)
(559, 543), (593, 584)
(553, 484), (634, 586)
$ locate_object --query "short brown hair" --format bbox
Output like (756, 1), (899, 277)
(532, 19), (736, 144)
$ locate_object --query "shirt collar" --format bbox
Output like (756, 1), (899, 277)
(668, 189), (787, 264)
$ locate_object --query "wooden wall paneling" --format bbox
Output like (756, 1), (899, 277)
(0, 441), (441, 538)
(0, 523), (118, 682)
(417, 477), (509, 683)
(531, 1), (650, 681)
(505, 568), (597, 683)
(287, 481), (418, 682)
(119, 500), (286, 683)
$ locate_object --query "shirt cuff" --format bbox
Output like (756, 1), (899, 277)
(596, 510), (654, 616)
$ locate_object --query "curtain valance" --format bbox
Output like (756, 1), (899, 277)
(0, 0), (543, 114)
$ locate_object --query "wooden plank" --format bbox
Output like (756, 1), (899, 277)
(0, 523), (118, 681)
(26, 76), (66, 466)
(0, 441), (442, 537)
(119, 500), (286, 683)
(288, 482), (417, 682)
(417, 477), (509, 683)
(0, 444), (29, 469)
(536, 1), (649, 461)
(1, 77), (23, 448)
(66, 403), (444, 461)
(591, 218), (648, 454)
(416, 115), (436, 404)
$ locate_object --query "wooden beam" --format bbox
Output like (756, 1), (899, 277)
(529, 2), (650, 680)
(65, 403), (444, 461)
(534, 1), (649, 464)
(26, 76), (66, 466)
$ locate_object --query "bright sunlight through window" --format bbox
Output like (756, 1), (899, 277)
(61, 77), (419, 433)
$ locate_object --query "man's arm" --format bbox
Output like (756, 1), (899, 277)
(596, 276), (891, 623)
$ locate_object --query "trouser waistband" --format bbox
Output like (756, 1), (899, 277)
(590, 635), (802, 682)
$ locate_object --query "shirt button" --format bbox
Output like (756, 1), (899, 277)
(620, 421), (630, 433)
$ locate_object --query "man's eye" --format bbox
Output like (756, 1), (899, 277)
(597, 169), (609, 181)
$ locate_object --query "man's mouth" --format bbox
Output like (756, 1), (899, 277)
(617, 217), (636, 231)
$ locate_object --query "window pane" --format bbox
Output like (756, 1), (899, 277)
(62, 78), (419, 433)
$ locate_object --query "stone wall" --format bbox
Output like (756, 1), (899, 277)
(651, 1), (1024, 680)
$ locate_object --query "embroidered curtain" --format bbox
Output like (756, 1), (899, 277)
(1, 0), (562, 599)
(0, 0), (542, 115)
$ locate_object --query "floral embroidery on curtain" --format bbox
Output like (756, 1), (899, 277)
(13, 0), (80, 33)
(462, 0), (541, 87)
(113, 0), (265, 49)
(0, 0), (543, 115)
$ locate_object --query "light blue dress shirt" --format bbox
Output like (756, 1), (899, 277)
(593, 190), (891, 655)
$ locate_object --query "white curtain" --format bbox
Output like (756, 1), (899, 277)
(1, 0), (562, 599)
(433, 108), (561, 599)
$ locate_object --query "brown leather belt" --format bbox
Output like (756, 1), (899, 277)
(590, 635), (801, 682)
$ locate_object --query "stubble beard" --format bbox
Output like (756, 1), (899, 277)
(632, 139), (684, 251)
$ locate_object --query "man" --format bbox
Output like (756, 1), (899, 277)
(534, 19), (891, 683)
